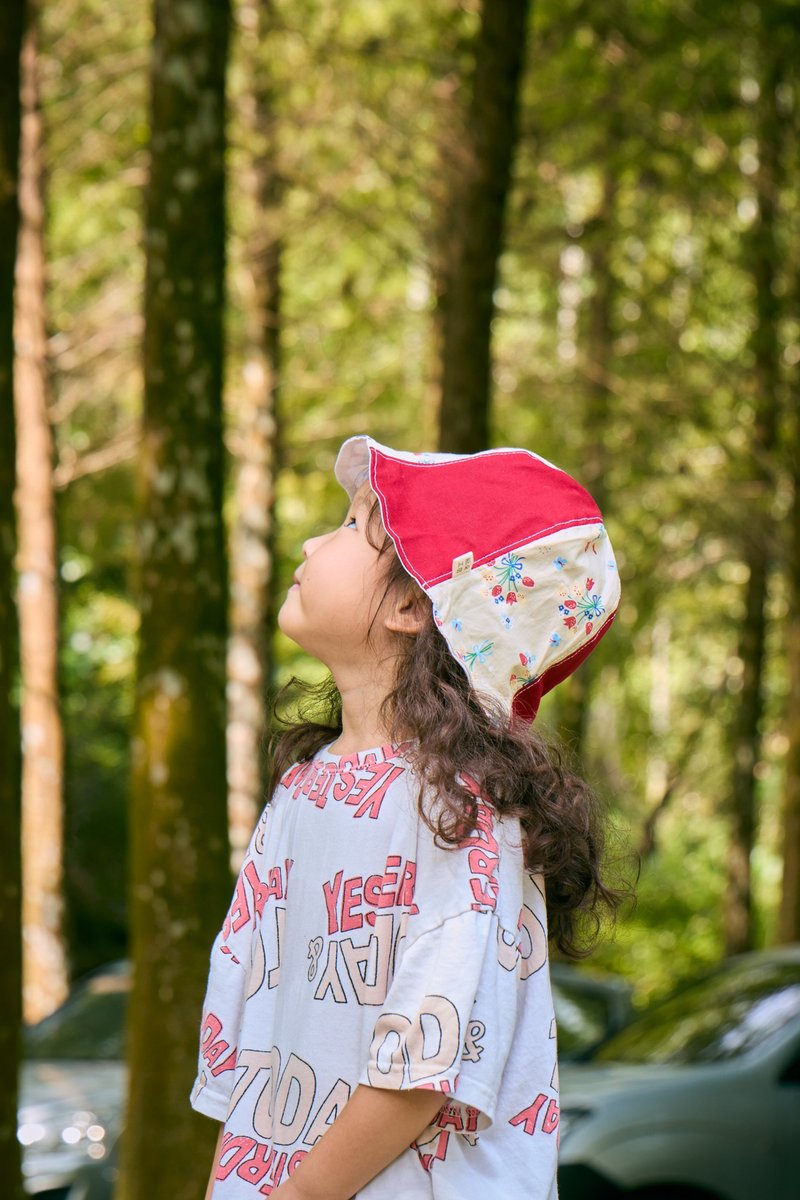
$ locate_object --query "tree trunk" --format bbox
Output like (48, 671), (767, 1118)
(435, 0), (531, 453)
(0, 3), (25, 1194)
(121, 2), (232, 1198)
(14, 0), (68, 1023)
(778, 429), (800, 942)
(558, 155), (617, 758)
(723, 37), (782, 956)
(227, 0), (282, 867)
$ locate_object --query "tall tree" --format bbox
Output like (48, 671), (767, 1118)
(724, 17), (783, 955)
(14, 0), (68, 1023)
(121, 2), (232, 1197)
(558, 121), (620, 760)
(435, 0), (532, 452)
(227, 0), (282, 865)
(776, 5), (800, 946)
(779, 390), (800, 942)
(0, 3), (26, 1194)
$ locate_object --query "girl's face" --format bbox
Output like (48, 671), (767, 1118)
(277, 483), (393, 668)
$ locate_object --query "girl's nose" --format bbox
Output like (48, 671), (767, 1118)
(302, 531), (327, 557)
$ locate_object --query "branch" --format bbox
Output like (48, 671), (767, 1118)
(638, 675), (729, 860)
(53, 426), (139, 489)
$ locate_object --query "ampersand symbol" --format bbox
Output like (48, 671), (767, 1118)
(463, 1019), (486, 1063)
(307, 936), (324, 981)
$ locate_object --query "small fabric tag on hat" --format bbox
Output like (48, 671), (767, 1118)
(451, 551), (474, 579)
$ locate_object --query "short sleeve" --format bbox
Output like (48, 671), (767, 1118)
(359, 907), (518, 1125)
(189, 927), (249, 1120)
(189, 807), (272, 1120)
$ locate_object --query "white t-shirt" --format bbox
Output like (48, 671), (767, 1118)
(190, 740), (560, 1198)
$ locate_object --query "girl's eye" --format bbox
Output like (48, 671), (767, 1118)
(343, 515), (357, 529)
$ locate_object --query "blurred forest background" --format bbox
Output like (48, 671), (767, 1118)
(1, 0), (799, 1196)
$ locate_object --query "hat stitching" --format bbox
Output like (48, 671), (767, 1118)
(421, 520), (605, 587)
(370, 443), (563, 475)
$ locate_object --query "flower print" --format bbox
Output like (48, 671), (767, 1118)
(549, 631), (561, 647)
(510, 650), (537, 688)
(553, 556), (567, 570)
(498, 553), (524, 586)
(463, 640), (494, 670)
(584, 526), (606, 554)
(432, 605), (444, 628)
(502, 615), (513, 629)
(560, 579), (606, 633)
(485, 552), (535, 605)
(451, 618), (463, 632)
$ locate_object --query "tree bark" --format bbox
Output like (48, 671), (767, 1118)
(435, 0), (531, 453)
(14, 0), (68, 1023)
(558, 152), (618, 758)
(122, 2), (232, 1197)
(723, 35), (782, 956)
(227, 0), (282, 867)
(778, 428), (800, 942)
(0, 3), (25, 1194)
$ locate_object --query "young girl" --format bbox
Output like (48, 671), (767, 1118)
(191, 435), (625, 1199)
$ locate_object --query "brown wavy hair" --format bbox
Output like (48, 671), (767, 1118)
(267, 492), (635, 958)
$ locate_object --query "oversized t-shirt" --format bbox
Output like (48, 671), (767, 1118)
(190, 740), (560, 1198)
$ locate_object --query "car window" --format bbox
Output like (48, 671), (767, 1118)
(552, 982), (612, 1056)
(24, 972), (129, 1061)
(593, 959), (800, 1065)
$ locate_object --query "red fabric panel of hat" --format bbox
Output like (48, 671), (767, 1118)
(369, 448), (602, 588)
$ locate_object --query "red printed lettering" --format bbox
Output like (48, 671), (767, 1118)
(509, 1092), (560, 1136)
(341, 876), (363, 932)
(217, 1135), (257, 1180)
(542, 1098), (560, 1134)
(323, 871), (343, 935)
(331, 770), (356, 801)
(226, 873), (251, 934)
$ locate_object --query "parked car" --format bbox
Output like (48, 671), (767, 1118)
(20, 962), (127, 1199)
(19, 956), (630, 1196)
(557, 945), (800, 1200)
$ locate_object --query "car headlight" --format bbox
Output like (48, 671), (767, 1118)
(19, 1105), (109, 1165)
(558, 1107), (592, 1142)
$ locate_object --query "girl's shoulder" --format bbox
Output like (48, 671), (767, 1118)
(409, 770), (526, 935)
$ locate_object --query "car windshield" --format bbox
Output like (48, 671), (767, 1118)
(593, 958), (800, 1065)
(553, 984), (616, 1057)
(24, 970), (129, 1061)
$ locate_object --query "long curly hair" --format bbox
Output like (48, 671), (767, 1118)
(267, 492), (635, 958)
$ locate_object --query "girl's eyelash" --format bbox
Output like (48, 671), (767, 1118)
(344, 515), (357, 528)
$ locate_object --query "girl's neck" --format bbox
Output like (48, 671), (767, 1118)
(329, 663), (398, 756)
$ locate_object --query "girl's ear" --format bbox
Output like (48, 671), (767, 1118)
(383, 588), (428, 637)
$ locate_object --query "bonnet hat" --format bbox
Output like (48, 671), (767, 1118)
(334, 436), (621, 723)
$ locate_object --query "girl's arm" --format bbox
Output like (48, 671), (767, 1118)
(204, 1124), (224, 1200)
(275, 1084), (446, 1200)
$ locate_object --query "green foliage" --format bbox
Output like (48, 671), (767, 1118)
(39, 0), (799, 1000)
